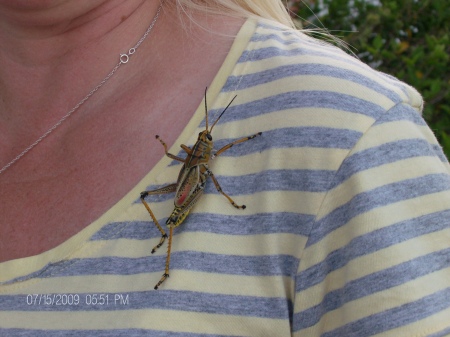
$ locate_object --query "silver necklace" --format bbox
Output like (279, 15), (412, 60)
(0, 5), (162, 175)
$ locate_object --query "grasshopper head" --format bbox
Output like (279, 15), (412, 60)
(198, 130), (213, 144)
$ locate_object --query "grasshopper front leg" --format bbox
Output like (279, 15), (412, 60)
(213, 132), (262, 157)
(155, 135), (186, 162)
(207, 132), (262, 209)
(140, 183), (178, 253)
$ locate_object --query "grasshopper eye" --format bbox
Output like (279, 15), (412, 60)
(207, 133), (212, 141)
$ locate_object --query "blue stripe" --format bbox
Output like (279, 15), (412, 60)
(332, 139), (444, 187)
(249, 30), (335, 50)
(142, 169), (335, 198)
(33, 253), (298, 278)
(296, 209), (450, 293)
(432, 144), (449, 163)
(92, 212), (315, 240)
(294, 250), (450, 331)
(205, 92), (382, 127)
(0, 290), (291, 319)
(137, 168), (335, 213)
(214, 126), (361, 152)
(225, 63), (401, 103)
(374, 102), (426, 125)
(163, 126), (362, 165)
(250, 32), (300, 45)
(307, 173), (450, 246)
(319, 288), (450, 337)
(256, 22), (288, 32)
(373, 70), (419, 100)
(91, 221), (151, 240)
(235, 44), (386, 86)
(237, 46), (345, 65)
(215, 92), (384, 124)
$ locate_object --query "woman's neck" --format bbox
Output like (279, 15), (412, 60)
(0, 0), (161, 149)
(0, 0), (153, 62)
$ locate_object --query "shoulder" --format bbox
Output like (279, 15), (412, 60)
(229, 18), (423, 120)
(215, 18), (448, 217)
(219, 18), (431, 174)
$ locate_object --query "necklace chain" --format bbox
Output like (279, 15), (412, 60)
(0, 5), (162, 175)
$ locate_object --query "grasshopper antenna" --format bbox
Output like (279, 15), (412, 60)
(204, 87), (209, 131)
(209, 94), (237, 133)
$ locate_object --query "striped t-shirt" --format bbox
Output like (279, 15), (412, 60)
(1, 18), (450, 337)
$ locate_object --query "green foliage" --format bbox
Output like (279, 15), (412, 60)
(291, 0), (450, 157)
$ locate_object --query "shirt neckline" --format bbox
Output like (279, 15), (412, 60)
(0, 18), (257, 285)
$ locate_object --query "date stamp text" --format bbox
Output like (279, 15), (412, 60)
(26, 293), (129, 306)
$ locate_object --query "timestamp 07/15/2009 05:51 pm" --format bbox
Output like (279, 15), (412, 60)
(25, 293), (130, 307)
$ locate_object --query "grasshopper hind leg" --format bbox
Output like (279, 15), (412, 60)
(154, 227), (174, 290)
(140, 183), (177, 254)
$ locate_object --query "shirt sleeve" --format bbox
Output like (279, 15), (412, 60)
(292, 102), (450, 337)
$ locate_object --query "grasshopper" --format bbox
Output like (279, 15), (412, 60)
(140, 89), (262, 289)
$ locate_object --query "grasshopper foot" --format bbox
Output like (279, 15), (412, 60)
(231, 201), (246, 209)
(154, 273), (169, 290)
(151, 234), (168, 253)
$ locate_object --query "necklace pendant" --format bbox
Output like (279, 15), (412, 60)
(120, 53), (130, 64)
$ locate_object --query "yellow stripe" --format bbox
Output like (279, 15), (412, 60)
(160, 271), (295, 298)
(213, 146), (347, 173)
(0, 310), (290, 336)
(174, 231), (306, 257)
(196, 190), (323, 215)
(351, 119), (442, 154)
(214, 146), (348, 175)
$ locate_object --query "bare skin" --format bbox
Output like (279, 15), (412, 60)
(0, 0), (244, 262)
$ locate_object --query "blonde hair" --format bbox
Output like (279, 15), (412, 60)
(171, 0), (296, 29)
(167, 1), (351, 56)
